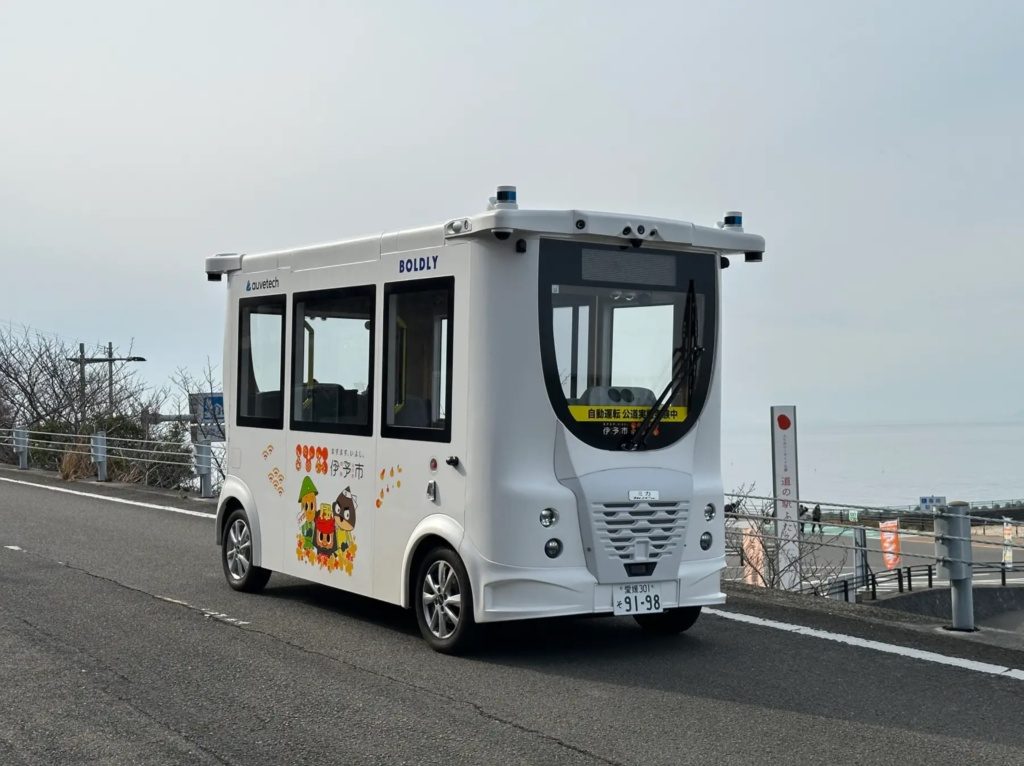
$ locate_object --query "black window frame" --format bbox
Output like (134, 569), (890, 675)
(381, 276), (455, 443)
(537, 239), (718, 451)
(236, 294), (287, 430)
(289, 284), (376, 437)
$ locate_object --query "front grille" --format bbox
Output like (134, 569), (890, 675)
(592, 501), (689, 562)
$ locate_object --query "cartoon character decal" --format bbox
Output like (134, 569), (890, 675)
(313, 502), (337, 556)
(296, 477), (358, 575)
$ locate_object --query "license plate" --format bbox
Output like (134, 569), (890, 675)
(613, 582), (665, 615)
(628, 490), (659, 502)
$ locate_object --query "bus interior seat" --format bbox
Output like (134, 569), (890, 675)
(254, 390), (281, 418)
(577, 386), (657, 406)
(304, 383), (363, 424)
(395, 396), (431, 427)
(309, 384), (341, 422)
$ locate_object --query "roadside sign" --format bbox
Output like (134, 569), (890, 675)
(919, 495), (946, 512)
(848, 509), (859, 523)
(742, 530), (765, 587)
(770, 405), (800, 591)
(189, 393), (224, 425)
(189, 392), (225, 442)
(1004, 519), (1014, 570)
(879, 519), (902, 570)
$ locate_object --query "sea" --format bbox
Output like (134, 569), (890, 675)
(722, 420), (1024, 508)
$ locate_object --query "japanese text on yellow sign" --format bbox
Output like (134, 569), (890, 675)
(567, 405), (688, 423)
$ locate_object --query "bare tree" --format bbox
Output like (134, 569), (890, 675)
(0, 328), (195, 487)
(726, 483), (850, 594)
(0, 327), (157, 432)
(169, 358), (227, 490)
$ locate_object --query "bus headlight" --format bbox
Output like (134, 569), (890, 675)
(699, 532), (713, 551)
(704, 503), (716, 521)
(544, 539), (563, 558)
(539, 508), (558, 527)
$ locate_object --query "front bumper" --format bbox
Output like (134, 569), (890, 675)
(460, 538), (726, 623)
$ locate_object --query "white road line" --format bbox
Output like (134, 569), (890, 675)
(154, 595), (250, 626)
(705, 608), (1024, 682)
(0, 476), (214, 520)
(4, 545), (24, 551)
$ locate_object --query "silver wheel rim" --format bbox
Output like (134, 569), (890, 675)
(421, 559), (462, 640)
(225, 518), (251, 581)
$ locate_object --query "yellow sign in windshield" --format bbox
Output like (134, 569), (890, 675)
(567, 405), (688, 423)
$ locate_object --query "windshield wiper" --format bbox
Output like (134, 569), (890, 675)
(621, 280), (703, 451)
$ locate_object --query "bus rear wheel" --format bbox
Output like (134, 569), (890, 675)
(634, 606), (701, 635)
(221, 508), (271, 593)
(414, 547), (477, 654)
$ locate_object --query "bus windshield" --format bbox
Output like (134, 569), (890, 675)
(538, 240), (717, 450)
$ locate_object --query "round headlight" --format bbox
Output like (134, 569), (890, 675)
(704, 503), (716, 521)
(699, 532), (713, 551)
(539, 508), (558, 527)
(544, 538), (563, 558)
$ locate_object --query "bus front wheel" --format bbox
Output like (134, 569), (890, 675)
(414, 547), (477, 654)
(634, 606), (701, 635)
(221, 508), (271, 593)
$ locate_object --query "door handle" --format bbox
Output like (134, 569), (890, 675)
(426, 480), (438, 503)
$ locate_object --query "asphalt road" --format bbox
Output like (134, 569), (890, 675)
(2, 468), (1024, 765)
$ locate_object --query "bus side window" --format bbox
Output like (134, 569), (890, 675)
(382, 277), (454, 442)
(237, 295), (286, 428)
(291, 285), (375, 435)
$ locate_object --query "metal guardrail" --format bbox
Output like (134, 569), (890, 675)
(725, 499), (1022, 629)
(819, 561), (1019, 602)
(726, 492), (1024, 533)
(0, 425), (219, 497)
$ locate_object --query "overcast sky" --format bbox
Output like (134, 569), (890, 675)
(2, 1), (1021, 429)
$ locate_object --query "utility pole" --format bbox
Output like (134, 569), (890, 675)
(108, 342), (114, 414)
(66, 343), (146, 428)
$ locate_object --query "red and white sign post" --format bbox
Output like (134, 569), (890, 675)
(771, 406), (800, 590)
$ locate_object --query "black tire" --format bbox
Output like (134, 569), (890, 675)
(634, 606), (701, 635)
(221, 508), (271, 593)
(414, 547), (477, 654)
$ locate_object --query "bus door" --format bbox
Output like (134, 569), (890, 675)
(374, 246), (469, 604)
(235, 293), (289, 571)
(285, 283), (378, 596)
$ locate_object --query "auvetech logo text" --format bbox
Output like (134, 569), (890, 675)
(245, 277), (280, 292)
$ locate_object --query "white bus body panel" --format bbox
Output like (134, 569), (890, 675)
(458, 239), (725, 622)
(214, 206), (756, 625)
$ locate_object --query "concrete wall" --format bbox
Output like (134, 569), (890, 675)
(870, 585), (1024, 622)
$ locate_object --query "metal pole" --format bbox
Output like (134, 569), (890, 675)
(937, 501), (975, 631)
(853, 527), (868, 591)
(78, 342), (86, 428)
(14, 427), (29, 469)
(196, 438), (213, 499)
(107, 342), (114, 416)
(91, 430), (108, 482)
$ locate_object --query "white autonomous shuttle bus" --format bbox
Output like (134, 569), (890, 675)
(206, 187), (764, 653)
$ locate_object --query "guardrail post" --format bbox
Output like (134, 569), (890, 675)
(195, 439), (213, 499)
(14, 427), (29, 469)
(936, 501), (974, 631)
(90, 431), (108, 482)
(853, 527), (868, 592)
